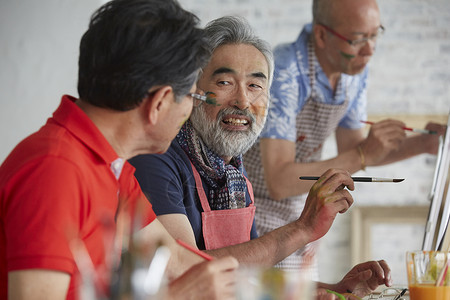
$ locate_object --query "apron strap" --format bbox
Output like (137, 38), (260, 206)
(189, 161), (255, 212)
(244, 176), (255, 206)
(190, 161), (212, 212)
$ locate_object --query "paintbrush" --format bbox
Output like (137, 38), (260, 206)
(361, 120), (437, 135)
(176, 239), (213, 261)
(393, 288), (407, 300)
(189, 92), (220, 106)
(436, 250), (450, 287)
(299, 176), (404, 183)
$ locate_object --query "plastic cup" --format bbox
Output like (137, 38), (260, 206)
(406, 251), (450, 300)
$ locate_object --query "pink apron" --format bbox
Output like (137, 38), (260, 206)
(190, 162), (256, 250)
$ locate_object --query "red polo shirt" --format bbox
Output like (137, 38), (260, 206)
(0, 95), (156, 299)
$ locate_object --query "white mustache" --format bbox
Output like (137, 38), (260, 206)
(216, 107), (256, 124)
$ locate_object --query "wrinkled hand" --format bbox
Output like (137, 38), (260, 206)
(167, 256), (238, 300)
(299, 168), (355, 243)
(360, 119), (407, 166)
(334, 260), (392, 298)
(422, 122), (447, 154)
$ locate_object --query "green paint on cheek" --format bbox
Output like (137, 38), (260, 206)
(339, 51), (356, 60)
(205, 91), (221, 106)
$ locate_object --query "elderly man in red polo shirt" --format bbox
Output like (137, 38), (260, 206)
(0, 0), (238, 299)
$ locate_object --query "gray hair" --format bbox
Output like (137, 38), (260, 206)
(203, 16), (274, 88)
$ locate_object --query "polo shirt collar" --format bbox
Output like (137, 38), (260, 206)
(52, 95), (122, 174)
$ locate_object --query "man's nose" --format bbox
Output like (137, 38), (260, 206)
(359, 39), (376, 56)
(231, 85), (251, 110)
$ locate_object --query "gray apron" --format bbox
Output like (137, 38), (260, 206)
(244, 41), (349, 276)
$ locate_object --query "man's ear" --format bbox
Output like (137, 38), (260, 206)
(313, 24), (327, 49)
(146, 86), (173, 125)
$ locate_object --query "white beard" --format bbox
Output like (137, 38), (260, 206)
(190, 105), (267, 158)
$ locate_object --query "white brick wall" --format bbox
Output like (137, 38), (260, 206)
(369, 0), (450, 115)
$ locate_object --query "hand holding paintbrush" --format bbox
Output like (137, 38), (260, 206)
(171, 239), (239, 299)
(359, 119), (445, 162)
(361, 120), (437, 135)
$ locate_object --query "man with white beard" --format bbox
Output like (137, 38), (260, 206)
(130, 16), (393, 299)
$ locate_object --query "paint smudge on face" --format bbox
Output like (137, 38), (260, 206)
(248, 92), (269, 119)
(205, 91), (221, 106)
(251, 102), (268, 120)
(339, 51), (355, 60)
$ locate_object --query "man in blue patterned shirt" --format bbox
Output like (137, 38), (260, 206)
(244, 0), (444, 273)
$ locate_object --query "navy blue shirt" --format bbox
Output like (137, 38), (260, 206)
(129, 140), (258, 250)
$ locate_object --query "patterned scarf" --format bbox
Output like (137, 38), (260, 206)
(176, 121), (247, 210)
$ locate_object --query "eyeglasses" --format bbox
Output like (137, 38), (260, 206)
(319, 23), (385, 47)
(188, 92), (220, 107)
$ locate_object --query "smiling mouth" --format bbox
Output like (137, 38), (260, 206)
(222, 117), (250, 126)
